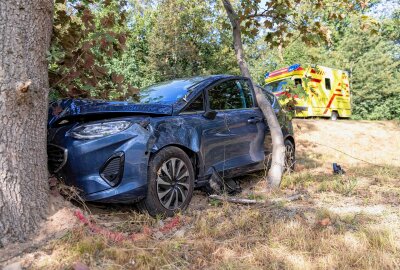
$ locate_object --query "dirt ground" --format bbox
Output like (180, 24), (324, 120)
(1, 119), (399, 270)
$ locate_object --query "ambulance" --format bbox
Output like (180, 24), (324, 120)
(264, 64), (351, 120)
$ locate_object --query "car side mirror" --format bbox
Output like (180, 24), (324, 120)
(203, 110), (217, 120)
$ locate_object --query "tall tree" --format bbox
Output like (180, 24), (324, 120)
(0, 0), (54, 244)
(222, 0), (285, 187)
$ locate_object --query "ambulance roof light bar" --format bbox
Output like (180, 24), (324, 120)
(264, 63), (301, 79)
(288, 63), (301, 72)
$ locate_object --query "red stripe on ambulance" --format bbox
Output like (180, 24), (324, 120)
(324, 94), (343, 114)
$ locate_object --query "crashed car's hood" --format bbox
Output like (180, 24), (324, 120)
(48, 99), (173, 126)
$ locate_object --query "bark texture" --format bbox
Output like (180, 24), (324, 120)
(222, 0), (286, 187)
(0, 0), (53, 244)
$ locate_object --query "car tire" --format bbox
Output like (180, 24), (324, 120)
(331, 111), (339, 121)
(139, 146), (195, 217)
(284, 139), (295, 172)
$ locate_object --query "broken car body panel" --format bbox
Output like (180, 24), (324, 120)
(48, 99), (173, 126)
(47, 75), (294, 203)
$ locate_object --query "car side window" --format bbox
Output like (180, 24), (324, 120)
(266, 92), (274, 106)
(268, 92), (278, 109)
(184, 93), (204, 113)
(257, 86), (274, 105)
(208, 80), (246, 110)
(237, 80), (254, 108)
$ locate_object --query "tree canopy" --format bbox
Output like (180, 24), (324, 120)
(49, 0), (400, 120)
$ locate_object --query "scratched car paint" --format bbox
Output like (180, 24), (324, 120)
(48, 75), (295, 216)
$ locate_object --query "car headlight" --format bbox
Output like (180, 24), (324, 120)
(68, 120), (132, 140)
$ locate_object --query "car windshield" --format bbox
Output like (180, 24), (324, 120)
(130, 77), (206, 104)
(264, 80), (288, 93)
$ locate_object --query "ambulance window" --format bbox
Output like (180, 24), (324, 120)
(265, 80), (287, 93)
(325, 78), (331, 90)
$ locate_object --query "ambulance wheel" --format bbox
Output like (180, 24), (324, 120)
(331, 111), (339, 121)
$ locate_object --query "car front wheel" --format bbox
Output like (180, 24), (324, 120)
(139, 146), (194, 217)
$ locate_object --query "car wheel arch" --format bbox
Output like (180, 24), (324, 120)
(284, 135), (295, 150)
(150, 144), (199, 176)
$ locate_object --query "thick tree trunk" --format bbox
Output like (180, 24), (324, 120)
(0, 0), (54, 244)
(222, 0), (286, 187)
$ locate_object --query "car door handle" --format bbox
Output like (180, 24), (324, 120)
(248, 117), (263, 124)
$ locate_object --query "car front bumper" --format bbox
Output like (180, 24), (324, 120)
(48, 122), (153, 203)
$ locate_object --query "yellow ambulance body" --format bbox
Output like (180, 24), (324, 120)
(264, 64), (351, 119)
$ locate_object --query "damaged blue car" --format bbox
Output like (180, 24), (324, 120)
(48, 75), (295, 216)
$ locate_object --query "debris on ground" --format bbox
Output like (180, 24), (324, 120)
(333, 163), (346, 174)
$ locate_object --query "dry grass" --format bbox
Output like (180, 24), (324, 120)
(7, 119), (400, 270)
(30, 203), (399, 270)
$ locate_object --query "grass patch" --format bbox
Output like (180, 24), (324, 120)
(75, 237), (106, 256)
(247, 193), (267, 201)
(318, 176), (358, 196)
(350, 165), (400, 186)
(31, 203), (400, 270)
(282, 171), (359, 196)
(281, 172), (318, 189)
(361, 227), (397, 252)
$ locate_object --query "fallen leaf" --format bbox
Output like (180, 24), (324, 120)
(318, 218), (331, 226)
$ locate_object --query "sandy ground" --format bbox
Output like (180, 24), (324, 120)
(0, 195), (79, 266)
(1, 119), (399, 269)
(293, 119), (400, 168)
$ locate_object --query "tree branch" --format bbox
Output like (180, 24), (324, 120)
(209, 194), (305, 205)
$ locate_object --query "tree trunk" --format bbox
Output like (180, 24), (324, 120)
(222, 0), (286, 187)
(0, 0), (54, 245)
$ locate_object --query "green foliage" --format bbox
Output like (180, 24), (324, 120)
(236, 0), (366, 48)
(116, 0), (239, 85)
(105, 7), (156, 90)
(49, 0), (239, 100)
(323, 17), (399, 120)
(50, 0), (131, 99)
(247, 11), (399, 120)
(49, 0), (399, 119)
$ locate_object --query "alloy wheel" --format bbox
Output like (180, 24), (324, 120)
(156, 157), (190, 210)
